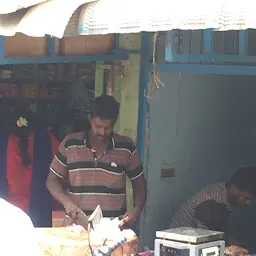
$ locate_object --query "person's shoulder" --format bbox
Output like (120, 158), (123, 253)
(190, 183), (222, 201)
(113, 133), (134, 143)
(198, 182), (226, 202)
(203, 182), (224, 191)
(64, 131), (85, 139)
(113, 133), (136, 153)
(62, 132), (85, 148)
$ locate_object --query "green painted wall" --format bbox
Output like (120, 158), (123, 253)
(94, 61), (105, 97)
(114, 34), (141, 210)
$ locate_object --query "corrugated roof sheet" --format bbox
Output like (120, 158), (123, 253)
(0, 0), (97, 38)
(18, 0), (98, 38)
(0, 0), (255, 37)
(64, 5), (84, 37)
(78, 0), (256, 35)
(79, 0), (143, 35)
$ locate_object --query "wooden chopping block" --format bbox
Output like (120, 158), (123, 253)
(35, 227), (138, 256)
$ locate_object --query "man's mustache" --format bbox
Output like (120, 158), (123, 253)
(96, 134), (105, 138)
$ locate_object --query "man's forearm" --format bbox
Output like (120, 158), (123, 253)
(132, 174), (147, 210)
(46, 172), (72, 206)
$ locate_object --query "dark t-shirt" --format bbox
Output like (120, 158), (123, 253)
(195, 200), (230, 231)
(227, 202), (256, 253)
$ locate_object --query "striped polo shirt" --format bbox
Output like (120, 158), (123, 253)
(50, 131), (143, 217)
(170, 182), (230, 228)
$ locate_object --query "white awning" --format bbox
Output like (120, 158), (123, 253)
(0, 0), (48, 14)
(0, 0), (255, 38)
(0, 0), (97, 38)
(78, 0), (256, 35)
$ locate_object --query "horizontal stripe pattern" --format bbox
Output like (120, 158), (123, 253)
(69, 185), (126, 194)
(128, 164), (143, 180)
(69, 170), (125, 188)
(55, 151), (67, 166)
(50, 131), (144, 217)
(69, 161), (125, 174)
(114, 141), (136, 154)
(50, 156), (66, 179)
(65, 138), (85, 148)
(170, 182), (229, 228)
(50, 167), (63, 179)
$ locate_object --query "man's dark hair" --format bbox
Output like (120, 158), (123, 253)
(195, 200), (229, 231)
(229, 167), (256, 197)
(90, 95), (119, 121)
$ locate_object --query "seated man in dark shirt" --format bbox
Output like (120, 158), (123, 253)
(170, 167), (256, 229)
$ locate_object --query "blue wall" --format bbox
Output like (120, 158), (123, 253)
(143, 72), (256, 247)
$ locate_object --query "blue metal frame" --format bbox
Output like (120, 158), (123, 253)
(149, 63), (256, 75)
(165, 31), (179, 62)
(47, 36), (56, 57)
(203, 29), (213, 53)
(0, 51), (129, 64)
(136, 32), (151, 245)
(239, 30), (248, 55)
(0, 35), (130, 65)
(165, 30), (252, 64)
(159, 29), (256, 74)
(114, 34), (120, 53)
(137, 32), (150, 169)
(0, 36), (4, 59)
(165, 54), (256, 63)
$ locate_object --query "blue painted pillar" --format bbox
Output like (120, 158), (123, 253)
(0, 36), (5, 59)
(114, 34), (120, 53)
(47, 36), (56, 57)
(135, 32), (151, 246)
(165, 31), (179, 62)
(137, 32), (151, 174)
(203, 29), (213, 53)
(239, 30), (248, 55)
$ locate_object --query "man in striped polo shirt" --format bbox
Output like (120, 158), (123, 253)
(46, 95), (147, 229)
(170, 167), (256, 230)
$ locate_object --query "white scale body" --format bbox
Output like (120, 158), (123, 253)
(154, 227), (225, 256)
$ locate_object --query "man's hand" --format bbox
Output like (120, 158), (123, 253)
(225, 245), (248, 256)
(118, 206), (142, 230)
(63, 199), (83, 219)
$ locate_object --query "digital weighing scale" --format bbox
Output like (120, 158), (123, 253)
(154, 227), (225, 256)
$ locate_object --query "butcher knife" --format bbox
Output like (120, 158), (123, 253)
(64, 205), (102, 229)
(88, 205), (103, 230)
(63, 211), (89, 228)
